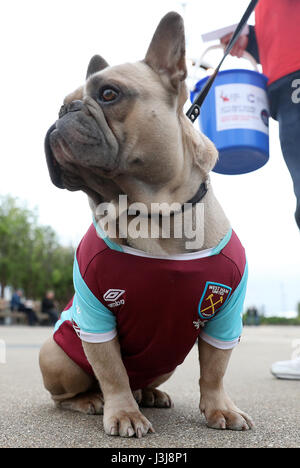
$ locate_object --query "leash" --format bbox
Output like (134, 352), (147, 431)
(186, 0), (259, 122)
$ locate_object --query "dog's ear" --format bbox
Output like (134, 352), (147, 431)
(144, 12), (187, 90)
(86, 55), (109, 79)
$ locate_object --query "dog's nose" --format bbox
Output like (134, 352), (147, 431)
(59, 100), (84, 118)
(68, 100), (84, 113)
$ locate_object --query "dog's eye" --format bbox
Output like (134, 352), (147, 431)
(99, 88), (119, 103)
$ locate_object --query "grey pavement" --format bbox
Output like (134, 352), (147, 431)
(0, 325), (300, 448)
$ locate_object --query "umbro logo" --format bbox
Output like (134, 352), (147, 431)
(103, 289), (125, 301)
(103, 289), (125, 308)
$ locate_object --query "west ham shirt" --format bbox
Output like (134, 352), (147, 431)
(54, 220), (248, 390)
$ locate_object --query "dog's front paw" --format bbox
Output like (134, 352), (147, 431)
(104, 401), (155, 438)
(200, 389), (254, 431)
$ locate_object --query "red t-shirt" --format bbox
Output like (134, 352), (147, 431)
(54, 224), (247, 390)
(255, 0), (300, 84)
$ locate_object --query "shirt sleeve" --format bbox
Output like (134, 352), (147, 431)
(71, 254), (117, 343)
(199, 262), (248, 350)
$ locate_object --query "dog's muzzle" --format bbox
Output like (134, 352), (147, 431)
(44, 123), (65, 189)
(44, 101), (86, 189)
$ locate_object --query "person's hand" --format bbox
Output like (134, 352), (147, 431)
(220, 33), (249, 58)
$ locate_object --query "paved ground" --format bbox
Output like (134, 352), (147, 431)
(0, 325), (300, 448)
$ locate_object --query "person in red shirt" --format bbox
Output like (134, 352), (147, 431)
(221, 0), (300, 231)
(222, 0), (300, 381)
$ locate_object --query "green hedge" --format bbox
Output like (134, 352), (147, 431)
(258, 316), (300, 326)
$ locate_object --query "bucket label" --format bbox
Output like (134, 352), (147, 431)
(215, 83), (269, 134)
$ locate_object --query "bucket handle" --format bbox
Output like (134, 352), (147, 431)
(197, 44), (259, 72)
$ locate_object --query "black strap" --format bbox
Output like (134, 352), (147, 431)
(157, 181), (209, 218)
(183, 180), (208, 209)
(139, 180), (209, 219)
(186, 0), (259, 122)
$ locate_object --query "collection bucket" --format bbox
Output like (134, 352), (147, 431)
(190, 46), (270, 175)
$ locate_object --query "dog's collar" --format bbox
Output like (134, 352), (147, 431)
(184, 178), (209, 210)
(141, 178), (209, 219)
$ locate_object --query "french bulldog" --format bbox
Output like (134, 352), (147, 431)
(40, 12), (254, 438)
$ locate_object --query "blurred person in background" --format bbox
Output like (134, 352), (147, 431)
(41, 290), (59, 325)
(221, 0), (300, 380)
(10, 289), (38, 326)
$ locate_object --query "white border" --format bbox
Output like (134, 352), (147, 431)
(78, 328), (117, 343)
(199, 330), (240, 350)
(121, 245), (214, 261)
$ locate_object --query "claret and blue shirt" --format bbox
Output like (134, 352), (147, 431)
(54, 220), (248, 390)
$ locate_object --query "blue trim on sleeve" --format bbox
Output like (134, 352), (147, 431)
(92, 216), (124, 252)
(72, 255), (117, 334)
(210, 229), (232, 256)
(54, 307), (73, 333)
(203, 261), (248, 342)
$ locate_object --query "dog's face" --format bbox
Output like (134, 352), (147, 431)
(45, 12), (217, 207)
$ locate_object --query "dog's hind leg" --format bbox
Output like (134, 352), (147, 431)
(39, 337), (103, 415)
(138, 371), (174, 408)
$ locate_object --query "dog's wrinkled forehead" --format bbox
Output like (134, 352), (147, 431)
(86, 65), (140, 101)
(85, 62), (171, 104)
